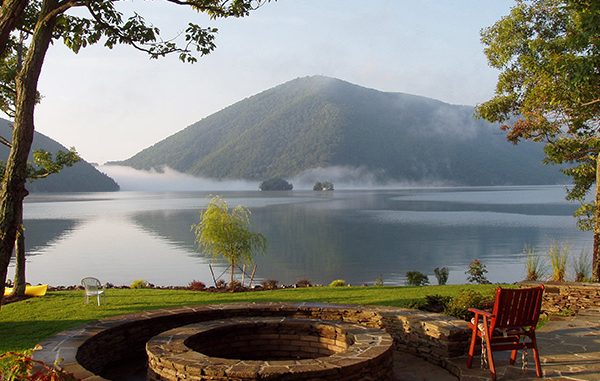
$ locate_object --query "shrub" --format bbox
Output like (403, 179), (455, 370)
(420, 294), (452, 313)
(466, 259), (490, 284)
(524, 245), (546, 281)
(227, 280), (245, 292)
(405, 271), (429, 286)
(433, 267), (449, 285)
(261, 279), (279, 290)
(405, 299), (427, 310)
(329, 279), (346, 287)
(573, 249), (591, 282)
(374, 275), (384, 287)
(445, 290), (494, 321)
(188, 280), (206, 291)
(130, 279), (149, 289)
(215, 279), (227, 289)
(0, 350), (77, 380)
(548, 242), (569, 282)
(295, 279), (312, 288)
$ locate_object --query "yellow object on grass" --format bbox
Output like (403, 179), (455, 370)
(3, 284), (48, 297)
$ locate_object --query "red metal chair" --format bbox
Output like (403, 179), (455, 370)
(466, 285), (544, 380)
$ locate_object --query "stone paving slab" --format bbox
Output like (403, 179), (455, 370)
(393, 351), (456, 381)
(448, 312), (600, 380)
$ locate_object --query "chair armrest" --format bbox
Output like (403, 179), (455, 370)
(468, 308), (493, 317)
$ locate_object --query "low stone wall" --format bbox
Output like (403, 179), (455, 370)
(521, 282), (600, 315)
(33, 302), (470, 380)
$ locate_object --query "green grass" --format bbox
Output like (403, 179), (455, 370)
(0, 284), (501, 353)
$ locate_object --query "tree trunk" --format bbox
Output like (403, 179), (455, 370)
(0, 0), (57, 306)
(230, 259), (235, 285)
(593, 153), (600, 282)
(13, 217), (25, 295)
(0, 0), (28, 56)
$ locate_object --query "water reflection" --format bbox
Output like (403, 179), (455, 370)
(22, 219), (80, 257)
(16, 186), (593, 286)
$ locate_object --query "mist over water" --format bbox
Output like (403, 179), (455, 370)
(100, 165), (258, 191)
(292, 166), (451, 190)
(100, 164), (449, 191)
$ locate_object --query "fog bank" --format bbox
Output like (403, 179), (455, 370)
(100, 165), (450, 192)
(291, 166), (450, 190)
(99, 165), (258, 191)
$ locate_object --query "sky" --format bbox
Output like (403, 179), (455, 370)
(25, 0), (515, 165)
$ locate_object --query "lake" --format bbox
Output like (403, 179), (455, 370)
(9, 185), (593, 287)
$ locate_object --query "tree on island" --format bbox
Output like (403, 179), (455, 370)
(259, 177), (293, 191)
(192, 196), (266, 285)
(477, 0), (600, 281)
(313, 181), (334, 191)
(0, 0), (270, 305)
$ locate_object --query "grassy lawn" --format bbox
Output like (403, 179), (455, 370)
(0, 284), (502, 353)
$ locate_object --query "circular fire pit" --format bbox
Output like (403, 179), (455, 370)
(146, 317), (393, 380)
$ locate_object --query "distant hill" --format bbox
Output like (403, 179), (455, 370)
(113, 76), (563, 186)
(0, 119), (119, 192)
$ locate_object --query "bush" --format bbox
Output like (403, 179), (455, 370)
(329, 279), (346, 287)
(421, 294), (452, 313)
(0, 350), (77, 380)
(130, 279), (149, 289)
(227, 280), (246, 292)
(295, 279), (312, 288)
(433, 267), (449, 285)
(215, 279), (227, 289)
(261, 279), (279, 290)
(444, 290), (494, 321)
(573, 249), (591, 282)
(188, 280), (206, 291)
(259, 177), (293, 191)
(465, 259), (490, 284)
(524, 245), (546, 281)
(405, 271), (429, 286)
(374, 275), (384, 287)
(548, 242), (569, 282)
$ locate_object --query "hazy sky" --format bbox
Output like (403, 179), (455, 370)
(26, 0), (514, 164)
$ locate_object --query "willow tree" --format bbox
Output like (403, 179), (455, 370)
(0, 0), (270, 305)
(477, 0), (600, 280)
(192, 196), (266, 285)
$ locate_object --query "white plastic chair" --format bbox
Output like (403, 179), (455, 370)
(81, 277), (105, 306)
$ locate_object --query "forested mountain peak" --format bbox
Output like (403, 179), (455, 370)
(114, 76), (562, 186)
(0, 119), (119, 192)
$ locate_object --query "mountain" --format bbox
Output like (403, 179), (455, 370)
(0, 119), (119, 192)
(114, 76), (562, 185)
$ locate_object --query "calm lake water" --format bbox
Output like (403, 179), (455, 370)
(10, 186), (593, 286)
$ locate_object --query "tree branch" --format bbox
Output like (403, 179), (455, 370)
(0, 135), (11, 148)
(582, 98), (600, 107)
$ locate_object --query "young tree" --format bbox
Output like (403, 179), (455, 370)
(0, 0), (270, 305)
(476, 0), (600, 280)
(192, 196), (266, 284)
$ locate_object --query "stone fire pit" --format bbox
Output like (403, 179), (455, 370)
(146, 317), (394, 380)
(33, 303), (470, 380)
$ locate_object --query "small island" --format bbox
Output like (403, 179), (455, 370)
(259, 177), (293, 191)
(313, 181), (334, 191)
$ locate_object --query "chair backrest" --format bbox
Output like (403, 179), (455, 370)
(490, 285), (544, 331)
(81, 277), (102, 291)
